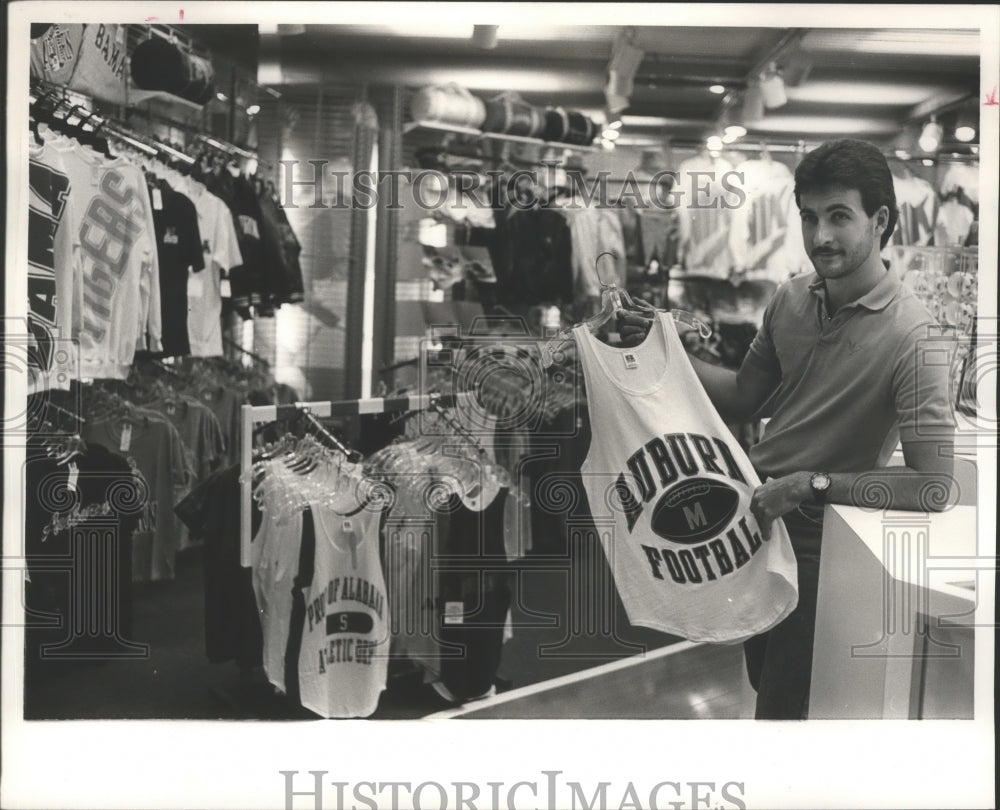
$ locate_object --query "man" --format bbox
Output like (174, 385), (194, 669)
(619, 139), (957, 719)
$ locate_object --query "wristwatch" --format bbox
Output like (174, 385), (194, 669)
(809, 472), (832, 505)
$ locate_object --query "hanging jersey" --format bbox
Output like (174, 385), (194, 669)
(178, 180), (242, 357)
(890, 175), (937, 247)
(252, 478), (303, 694)
(676, 155), (736, 279)
(56, 144), (161, 378)
(573, 312), (798, 642)
(934, 198), (975, 247)
(729, 159), (796, 283)
(940, 163), (979, 205)
(30, 23), (162, 105)
(289, 501), (389, 718)
(28, 140), (79, 393)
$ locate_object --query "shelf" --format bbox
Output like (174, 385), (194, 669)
(404, 120), (601, 153)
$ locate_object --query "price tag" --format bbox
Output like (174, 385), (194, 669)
(443, 601), (465, 625)
(187, 274), (204, 298)
(119, 423), (132, 453)
(623, 351), (639, 370)
(66, 462), (79, 493)
(220, 279), (232, 298)
(151, 187), (163, 210)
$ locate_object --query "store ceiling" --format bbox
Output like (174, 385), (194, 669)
(257, 25), (981, 148)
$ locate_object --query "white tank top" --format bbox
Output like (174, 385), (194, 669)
(574, 311), (798, 642)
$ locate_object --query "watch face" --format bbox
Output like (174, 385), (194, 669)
(812, 473), (831, 490)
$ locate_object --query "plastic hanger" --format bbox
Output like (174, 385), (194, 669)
(541, 252), (712, 366)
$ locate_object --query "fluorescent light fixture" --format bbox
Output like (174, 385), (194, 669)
(918, 119), (943, 152)
(602, 128), (621, 140)
(750, 115), (899, 135)
(709, 84), (726, 94)
(724, 124), (747, 139)
(785, 81), (940, 106)
(246, 104), (261, 116)
(706, 135), (724, 151)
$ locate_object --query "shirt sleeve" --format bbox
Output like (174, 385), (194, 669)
(892, 324), (957, 443)
(742, 285), (782, 377)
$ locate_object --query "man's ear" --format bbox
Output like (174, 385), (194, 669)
(874, 205), (890, 234)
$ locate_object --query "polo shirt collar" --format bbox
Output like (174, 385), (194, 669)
(807, 265), (900, 312)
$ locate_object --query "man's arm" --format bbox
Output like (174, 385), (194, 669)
(750, 433), (956, 539)
(750, 318), (959, 539)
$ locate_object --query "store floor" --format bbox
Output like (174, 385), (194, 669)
(23, 541), (739, 721)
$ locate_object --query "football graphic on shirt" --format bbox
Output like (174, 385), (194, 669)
(650, 477), (741, 544)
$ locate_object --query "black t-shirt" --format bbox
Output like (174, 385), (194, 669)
(150, 181), (204, 356)
(24, 439), (144, 658)
(175, 464), (263, 666)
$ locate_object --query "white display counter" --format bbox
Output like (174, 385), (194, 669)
(809, 503), (979, 719)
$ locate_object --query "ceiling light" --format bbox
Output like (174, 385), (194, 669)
(724, 124), (747, 139)
(954, 125), (976, 142)
(246, 104), (261, 116)
(608, 119), (623, 130)
(954, 109), (977, 143)
(921, 159), (934, 167)
(709, 84), (726, 94)
(760, 69), (787, 109)
(602, 128), (620, 140)
(971, 145), (979, 155)
(706, 135), (724, 151)
(918, 119), (943, 152)
(216, 92), (228, 102)
(894, 149), (911, 160)
(601, 139), (616, 151)
(709, 150), (722, 158)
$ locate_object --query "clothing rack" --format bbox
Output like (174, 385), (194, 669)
(239, 392), (473, 566)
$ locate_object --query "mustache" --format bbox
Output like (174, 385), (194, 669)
(812, 248), (841, 256)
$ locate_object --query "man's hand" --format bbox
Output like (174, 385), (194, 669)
(618, 312), (654, 347)
(750, 472), (812, 540)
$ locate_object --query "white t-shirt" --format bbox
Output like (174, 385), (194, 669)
(730, 158), (799, 283)
(55, 142), (160, 378)
(178, 179), (243, 357)
(676, 154), (736, 279)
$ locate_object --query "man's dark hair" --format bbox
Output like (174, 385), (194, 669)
(794, 139), (898, 248)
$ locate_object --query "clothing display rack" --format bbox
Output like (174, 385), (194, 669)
(239, 392), (473, 565)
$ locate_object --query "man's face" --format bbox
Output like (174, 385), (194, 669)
(798, 186), (884, 279)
